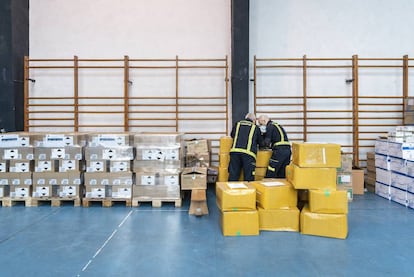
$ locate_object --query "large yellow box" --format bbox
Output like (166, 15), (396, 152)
(219, 136), (233, 154)
(292, 143), (341, 168)
(300, 205), (348, 239)
(256, 150), (272, 167)
(286, 163), (337, 190)
(309, 189), (348, 214)
(254, 167), (267, 180)
(220, 210), (259, 236)
(250, 179), (297, 209)
(258, 207), (299, 232)
(216, 182), (256, 211)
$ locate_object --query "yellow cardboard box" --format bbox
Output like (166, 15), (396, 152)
(219, 136), (233, 154)
(256, 150), (272, 167)
(216, 182), (256, 211)
(220, 210), (259, 236)
(219, 153), (230, 168)
(309, 189), (348, 214)
(292, 143), (341, 168)
(250, 179), (297, 209)
(300, 205), (348, 239)
(254, 167), (267, 180)
(258, 207), (299, 232)
(286, 163), (337, 190)
(218, 167), (229, 182)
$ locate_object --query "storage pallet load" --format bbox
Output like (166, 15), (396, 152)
(287, 142), (348, 239)
(183, 139), (210, 215)
(0, 133), (33, 207)
(133, 133), (184, 207)
(374, 128), (414, 208)
(83, 133), (133, 207)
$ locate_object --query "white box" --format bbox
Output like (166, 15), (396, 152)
(375, 182), (390, 200)
(376, 167), (391, 185)
(35, 160), (53, 172)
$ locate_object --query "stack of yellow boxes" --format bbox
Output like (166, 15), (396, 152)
(251, 179), (299, 232)
(286, 142), (348, 239)
(216, 181), (259, 236)
(218, 136), (232, 182)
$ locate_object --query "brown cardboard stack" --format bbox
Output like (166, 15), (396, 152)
(250, 179), (299, 232)
(218, 136), (232, 182)
(133, 133), (184, 205)
(365, 152), (376, 192)
(287, 142), (348, 239)
(0, 133), (33, 205)
(83, 133), (133, 202)
(32, 133), (83, 204)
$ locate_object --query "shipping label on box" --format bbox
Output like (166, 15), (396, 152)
(86, 161), (106, 172)
(85, 186), (106, 198)
(2, 147), (34, 160)
(89, 134), (128, 147)
(42, 134), (75, 147)
(59, 160), (79, 172)
(111, 186), (131, 198)
(9, 160), (32, 173)
(140, 175), (155, 185)
(165, 175), (179, 186)
(33, 185), (51, 197)
(57, 185), (80, 197)
(11, 186), (31, 198)
(35, 160), (54, 172)
(0, 162), (6, 172)
(0, 134), (30, 147)
(181, 167), (207, 190)
(109, 161), (130, 172)
(337, 172), (352, 185)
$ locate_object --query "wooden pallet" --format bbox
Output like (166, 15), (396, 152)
(0, 197), (32, 207)
(132, 197), (182, 208)
(82, 198), (132, 208)
(31, 197), (81, 207)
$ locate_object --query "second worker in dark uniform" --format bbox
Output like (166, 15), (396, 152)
(258, 115), (291, 178)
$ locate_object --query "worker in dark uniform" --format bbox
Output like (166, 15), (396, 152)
(228, 113), (262, 181)
(258, 115), (291, 178)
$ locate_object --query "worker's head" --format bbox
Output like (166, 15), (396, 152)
(245, 113), (256, 122)
(258, 115), (269, 126)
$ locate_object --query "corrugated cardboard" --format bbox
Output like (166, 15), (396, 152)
(32, 172), (81, 186)
(292, 142), (341, 168)
(133, 184), (180, 198)
(352, 168), (365, 195)
(110, 185), (132, 198)
(35, 160), (55, 172)
(185, 153), (210, 167)
(339, 154), (353, 172)
(300, 205), (348, 239)
(8, 160), (33, 173)
(58, 160), (83, 172)
(215, 182), (256, 211)
(181, 167), (207, 190)
(250, 179), (297, 209)
(32, 185), (53, 197)
(286, 163), (337, 190)
(85, 146), (134, 161)
(0, 185), (10, 197)
(55, 185), (81, 198)
(87, 133), (131, 147)
(10, 185), (32, 198)
(258, 207), (299, 232)
(85, 185), (107, 198)
(309, 189), (348, 214)
(133, 132), (183, 146)
(135, 171), (180, 186)
(109, 161), (131, 172)
(86, 160), (107, 172)
(6, 172), (32, 186)
(84, 172), (133, 186)
(220, 210), (259, 236)
(0, 134), (31, 147)
(0, 147), (34, 160)
(186, 139), (209, 154)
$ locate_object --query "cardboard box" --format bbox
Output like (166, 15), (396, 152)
(186, 139), (209, 154)
(35, 160), (55, 172)
(0, 185), (10, 197)
(292, 143), (341, 168)
(337, 172), (352, 186)
(220, 210), (259, 236)
(84, 172), (133, 186)
(34, 146), (82, 160)
(339, 154), (353, 172)
(133, 184), (181, 198)
(10, 185), (32, 198)
(133, 133), (183, 146)
(309, 189), (348, 214)
(219, 136), (233, 154)
(135, 171), (180, 186)
(215, 182), (256, 211)
(300, 205), (348, 239)
(85, 146), (134, 161)
(0, 147), (34, 160)
(58, 160), (83, 172)
(32, 172), (81, 186)
(258, 207), (299, 232)
(56, 185), (81, 198)
(7, 172), (32, 186)
(109, 161), (131, 172)
(9, 160), (33, 173)
(0, 161), (7, 172)
(256, 150), (272, 168)
(181, 167), (207, 190)
(250, 179), (297, 209)
(32, 185), (52, 197)
(88, 133), (131, 147)
(85, 185), (107, 198)
(185, 153), (210, 167)
(207, 166), (218, 184)
(86, 160), (107, 172)
(404, 111), (414, 125)
(110, 185), (132, 198)
(337, 185), (353, 201)
(286, 163), (336, 190)
(254, 167), (267, 181)
(33, 133), (79, 147)
(352, 168), (365, 194)
(218, 166), (229, 182)
(219, 153), (230, 168)
(0, 134), (31, 147)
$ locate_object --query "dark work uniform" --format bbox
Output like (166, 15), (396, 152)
(228, 119), (262, 181)
(264, 121), (291, 178)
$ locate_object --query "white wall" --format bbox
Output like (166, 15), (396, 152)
(29, 0), (231, 136)
(250, 0), (414, 155)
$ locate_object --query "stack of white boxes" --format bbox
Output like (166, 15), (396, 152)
(0, 133), (33, 206)
(374, 131), (414, 208)
(133, 133), (184, 207)
(83, 133), (134, 206)
(32, 133), (84, 206)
